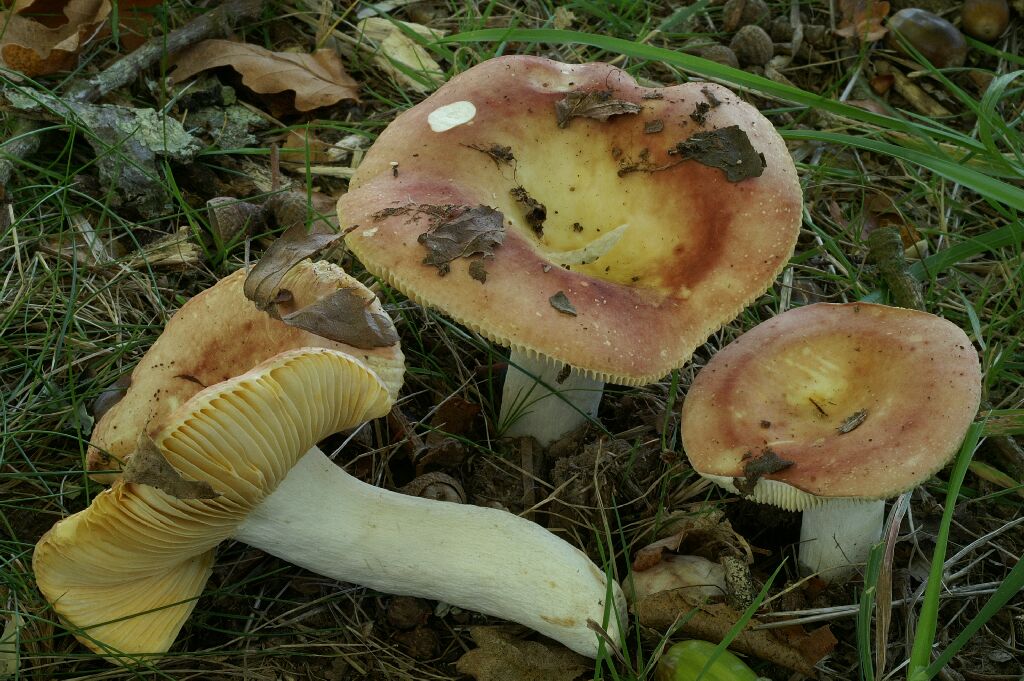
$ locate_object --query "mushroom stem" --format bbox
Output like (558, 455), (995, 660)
(233, 446), (624, 657)
(498, 349), (604, 446)
(798, 498), (885, 582)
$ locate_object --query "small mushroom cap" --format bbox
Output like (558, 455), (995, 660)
(339, 56), (801, 385)
(681, 303), (981, 509)
(35, 348), (393, 660)
(88, 260), (404, 481)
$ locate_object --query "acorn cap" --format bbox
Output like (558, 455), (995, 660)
(339, 56), (802, 386)
(87, 260), (404, 481)
(681, 303), (981, 510)
(34, 348), (393, 659)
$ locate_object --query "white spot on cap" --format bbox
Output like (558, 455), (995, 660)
(428, 101), (476, 132)
(362, 228), (379, 238)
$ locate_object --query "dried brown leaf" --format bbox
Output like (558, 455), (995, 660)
(735, 448), (794, 495)
(169, 39), (359, 112)
(555, 90), (641, 128)
(455, 626), (590, 681)
(0, 0), (110, 76)
(632, 509), (752, 571)
(835, 0), (890, 41)
(669, 126), (766, 182)
(357, 17), (445, 93)
(418, 205), (505, 276)
(633, 591), (829, 674)
(243, 220), (342, 311)
(548, 291), (577, 316)
(280, 287), (399, 349)
(123, 435), (219, 499)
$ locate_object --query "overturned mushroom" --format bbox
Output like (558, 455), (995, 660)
(681, 303), (981, 581)
(338, 56), (802, 445)
(44, 264), (623, 660)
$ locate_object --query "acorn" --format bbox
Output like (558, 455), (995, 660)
(699, 44), (741, 69)
(729, 25), (774, 66)
(962, 0), (1010, 41)
(887, 8), (968, 68)
(722, 0), (769, 32)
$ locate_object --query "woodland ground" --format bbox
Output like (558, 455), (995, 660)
(1, 1), (1023, 680)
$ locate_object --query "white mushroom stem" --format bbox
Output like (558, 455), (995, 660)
(498, 349), (604, 446)
(798, 498), (885, 583)
(233, 446), (624, 658)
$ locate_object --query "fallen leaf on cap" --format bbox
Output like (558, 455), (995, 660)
(669, 126), (766, 182)
(835, 0), (890, 42)
(0, 0), (109, 76)
(357, 17), (445, 93)
(243, 219), (343, 311)
(123, 435), (219, 500)
(280, 287), (400, 349)
(735, 448), (794, 496)
(468, 259), (488, 283)
(555, 90), (642, 128)
(548, 291), (577, 316)
(169, 40), (359, 112)
(417, 205), (506, 276)
(633, 590), (832, 674)
(455, 626), (590, 681)
(510, 186), (547, 236)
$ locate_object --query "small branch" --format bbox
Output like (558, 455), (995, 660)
(867, 227), (925, 310)
(66, 0), (265, 103)
(0, 0), (266, 190)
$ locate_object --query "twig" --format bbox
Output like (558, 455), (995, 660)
(66, 0), (265, 103)
(0, 0), (266, 191)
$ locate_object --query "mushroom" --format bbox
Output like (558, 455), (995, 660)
(87, 260), (406, 482)
(338, 56), (802, 446)
(680, 302), (982, 581)
(45, 262), (623, 660)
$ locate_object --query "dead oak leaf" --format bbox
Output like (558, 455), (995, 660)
(456, 626), (590, 681)
(668, 126), (766, 182)
(418, 205), (505, 276)
(555, 90), (641, 128)
(835, 0), (890, 42)
(123, 435), (219, 500)
(0, 0), (110, 76)
(280, 287), (400, 349)
(169, 39), (359, 112)
(243, 219), (343, 310)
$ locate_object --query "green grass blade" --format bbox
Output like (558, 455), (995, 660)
(440, 28), (985, 150)
(924, 556), (1024, 677)
(907, 422), (983, 681)
(782, 131), (1024, 211)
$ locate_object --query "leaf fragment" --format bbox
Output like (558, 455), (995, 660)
(417, 205), (505, 276)
(243, 219), (343, 311)
(555, 90), (641, 128)
(548, 291), (577, 316)
(280, 287), (399, 349)
(510, 186), (546, 236)
(835, 0), (890, 42)
(123, 435), (219, 500)
(669, 125), (766, 182)
(734, 447), (793, 495)
(468, 259), (488, 283)
(169, 39), (359, 112)
(0, 0), (111, 77)
(455, 626), (590, 681)
(357, 17), (446, 93)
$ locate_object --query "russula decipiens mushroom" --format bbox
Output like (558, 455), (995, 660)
(680, 303), (982, 581)
(338, 56), (802, 445)
(87, 260), (405, 482)
(48, 263), (623, 660)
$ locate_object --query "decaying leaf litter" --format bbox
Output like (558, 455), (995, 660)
(1, 0), (1023, 679)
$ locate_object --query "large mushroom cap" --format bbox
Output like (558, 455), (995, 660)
(88, 260), (404, 481)
(339, 55), (802, 385)
(681, 303), (982, 509)
(35, 348), (394, 659)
